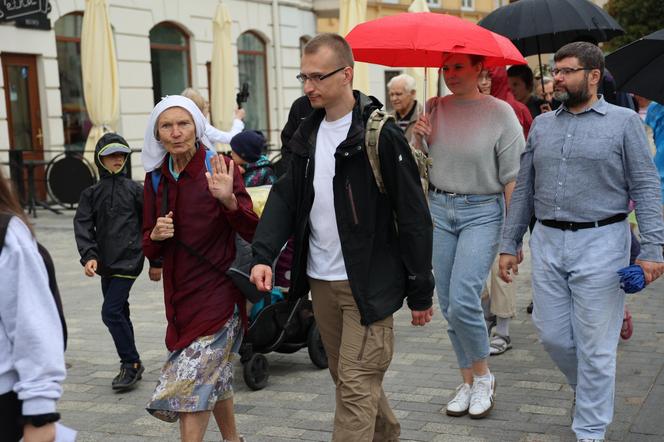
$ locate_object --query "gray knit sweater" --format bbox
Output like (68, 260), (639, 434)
(426, 94), (525, 194)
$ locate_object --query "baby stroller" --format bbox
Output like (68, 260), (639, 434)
(228, 237), (328, 390)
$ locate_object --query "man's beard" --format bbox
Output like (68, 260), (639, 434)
(554, 79), (592, 108)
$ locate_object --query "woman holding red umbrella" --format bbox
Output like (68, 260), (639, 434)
(413, 53), (526, 419)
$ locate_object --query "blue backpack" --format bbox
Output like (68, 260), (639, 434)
(150, 149), (218, 194)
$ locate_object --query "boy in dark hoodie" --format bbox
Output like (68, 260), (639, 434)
(74, 133), (147, 391)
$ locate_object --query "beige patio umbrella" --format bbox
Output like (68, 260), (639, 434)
(339, 0), (370, 94)
(406, 0), (445, 102)
(81, 0), (119, 161)
(211, 2), (236, 134)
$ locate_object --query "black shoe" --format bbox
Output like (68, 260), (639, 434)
(527, 301), (534, 314)
(485, 315), (497, 336)
(112, 362), (144, 391)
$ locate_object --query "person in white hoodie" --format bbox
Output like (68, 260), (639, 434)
(0, 167), (66, 442)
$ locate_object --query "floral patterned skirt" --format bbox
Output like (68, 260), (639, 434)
(146, 312), (242, 422)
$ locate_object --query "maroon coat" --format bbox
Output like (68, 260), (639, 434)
(142, 146), (259, 351)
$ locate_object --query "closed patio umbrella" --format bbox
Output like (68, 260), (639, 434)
(340, 0), (369, 94)
(211, 2), (236, 135)
(81, 0), (119, 162)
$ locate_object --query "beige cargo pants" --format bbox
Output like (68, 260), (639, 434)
(309, 278), (400, 442)
(481, 255), (517, 319)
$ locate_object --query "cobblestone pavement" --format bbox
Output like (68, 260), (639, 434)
(32, 211), (664, 442)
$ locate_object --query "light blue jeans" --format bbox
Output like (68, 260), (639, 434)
(430, 191), (504, 368)
(530, 220), (630, 440)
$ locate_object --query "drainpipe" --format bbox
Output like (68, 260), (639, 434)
(271, 0), (284, 145)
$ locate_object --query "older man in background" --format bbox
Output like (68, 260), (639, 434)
(387, 73), (423, 143)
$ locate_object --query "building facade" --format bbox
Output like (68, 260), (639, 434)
(1, 0), (316, 182)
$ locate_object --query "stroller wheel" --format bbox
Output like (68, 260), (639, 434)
(243, 354), (269, 390)
(307, 324), (328, 369)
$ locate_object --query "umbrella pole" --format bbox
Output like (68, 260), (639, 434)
(536, 35), (545, 99)
(423, 68), (428, 117)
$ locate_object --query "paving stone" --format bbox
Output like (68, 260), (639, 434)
(256, 426), (306, 437)
(520, 404), (567, 416)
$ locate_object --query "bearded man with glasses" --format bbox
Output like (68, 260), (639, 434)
(499, 42), (664, 442)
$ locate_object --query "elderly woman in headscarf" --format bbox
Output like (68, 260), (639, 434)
(141, 96), (258, 442)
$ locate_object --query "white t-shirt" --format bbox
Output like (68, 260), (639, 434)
(307, 111), (353, 281)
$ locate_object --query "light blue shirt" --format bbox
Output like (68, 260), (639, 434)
(645, 102), (664, 203)
(501, 96), (664, 262)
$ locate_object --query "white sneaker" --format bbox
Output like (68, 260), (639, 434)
(468, 373), (495, 419)
(446, 383), (471, 416)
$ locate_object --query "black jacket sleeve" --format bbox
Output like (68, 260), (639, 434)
(73, 187), (98, 266)
(378, 121), (435, 311)
(251, 160), (297, 268)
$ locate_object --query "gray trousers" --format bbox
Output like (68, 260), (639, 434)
(530, 220), (630, 440)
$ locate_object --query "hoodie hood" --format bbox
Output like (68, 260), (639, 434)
(489, 67), (514, 102)
(489, 67), (533, 138)
(95, 132), (131, 178)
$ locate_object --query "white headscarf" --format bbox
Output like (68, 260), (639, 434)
(142, 95), (214, 172)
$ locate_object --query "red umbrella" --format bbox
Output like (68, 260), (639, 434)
(346, 12), (527, 68)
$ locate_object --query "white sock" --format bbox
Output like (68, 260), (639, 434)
(495, 317), (510, 337)
(474, 371), (492, 382)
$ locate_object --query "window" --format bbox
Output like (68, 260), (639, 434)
(238, 31), (269, 134)
(55, 13), (91, 152)
(426, 0), (440, 7)
(461, 0), (475, 10)
(150, 22), (191, 104)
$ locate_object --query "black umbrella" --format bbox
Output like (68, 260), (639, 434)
(478, 0), (624, 57)
(479, 0), (624, 94)
(605, 29), (664, 104)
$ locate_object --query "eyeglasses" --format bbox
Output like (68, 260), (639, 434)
(296, 66), (347, 84)
(551, 67), (596, 77)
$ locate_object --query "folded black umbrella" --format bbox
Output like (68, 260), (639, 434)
(605, 29), (664, 104)
(479, 0), (624, 57)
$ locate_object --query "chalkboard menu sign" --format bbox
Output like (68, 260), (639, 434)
(0, 0), (51, 30)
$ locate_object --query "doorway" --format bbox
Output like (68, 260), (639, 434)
(2, 53), (45, 200)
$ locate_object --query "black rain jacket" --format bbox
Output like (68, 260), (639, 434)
(252, 92), (434, 325)
(73, 133), (145, 278)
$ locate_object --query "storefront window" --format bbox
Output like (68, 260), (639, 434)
(238, 31), (269, 134)
(55, 13), (91, 152)
(150, 23), (191, 104)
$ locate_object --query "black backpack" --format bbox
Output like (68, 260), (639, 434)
(0, 213), (68, 349)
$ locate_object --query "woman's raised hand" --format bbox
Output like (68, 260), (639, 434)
(206, 153), (238, 210)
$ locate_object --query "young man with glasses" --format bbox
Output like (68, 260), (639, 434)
(499, 42), (664, 442)
(250, 33), (434, 441)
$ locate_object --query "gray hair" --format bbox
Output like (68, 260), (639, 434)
(541, 76), (553, 85)
(387, 73), (417, 93)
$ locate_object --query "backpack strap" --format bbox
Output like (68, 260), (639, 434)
(364, 109), (394, 194)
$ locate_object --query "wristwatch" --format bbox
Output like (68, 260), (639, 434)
(21, 413), (60, 427)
